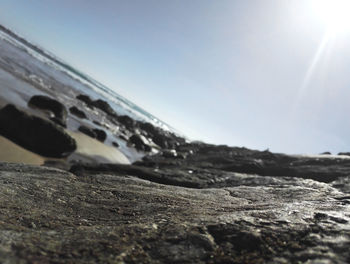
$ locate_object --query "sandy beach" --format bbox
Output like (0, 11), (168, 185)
(0, 24), (183, 169)
(0, 136), (45, 165)
(67, 131), (130, 164)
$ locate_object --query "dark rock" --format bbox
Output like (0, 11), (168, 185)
(139, 122), (168, 148)
(338, 152), (350, 156)
(320, 151), (331, 155)
(112, 141), (119, 148)
(138, 121), (184, 149)
(119, 135), (128, 141)
(0, 104), (76, 157)
(28, 95), (67, 127)
(162, 149), (179, 158)
(77, 95), (117, 117)
(92, 128), (107, 142)
(152, 134), (169, 149)
(129, 134), (151, 152)
(93, 120), (102, 126)
(92, 99), (117, 116)
(78, 125), (97, 139)
(117, 115), (135, 129)
(76, 94), (94, 106)
(139, 122), (158, 135)
(136, 142), (350, 184)
(69, 106), (87, 119)
(2, 160), (350, 263)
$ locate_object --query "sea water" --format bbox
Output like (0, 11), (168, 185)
(0, 25), (173, 132)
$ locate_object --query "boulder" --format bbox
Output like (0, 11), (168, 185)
(28, 95), (67, 127)
(0, 104), (76, 158)
(92, 99), (117, 116)
(78, 126), (97, 139)
(139, 122), (158, 135)
(117, 115), (135, 129)
(93, 128), (107, 142)
(138, 121), (177, 149)
(76, 94), (94, 107)
(77, 95), (117, 117)
(69, 106), (87, 119)
(129, 134), (151, 152)
(3, 141), (350, 262)
(338, 152), (350, 156)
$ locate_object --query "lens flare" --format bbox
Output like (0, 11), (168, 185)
(312, 0), (350, 33)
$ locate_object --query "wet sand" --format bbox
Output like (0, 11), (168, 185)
(0, 131), (130, 166)
(68, 131), (130, 164)
(0, 136), (45, 165)
(0, 72), (135, 166)
(0, 78), (131, 166)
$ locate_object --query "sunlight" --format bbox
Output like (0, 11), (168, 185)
(312, 0), (350, 34)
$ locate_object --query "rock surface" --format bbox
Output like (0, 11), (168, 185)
(69, 106), (87, 119)
(129, 134), (151, 152)
(0, 104), (76, 158)
(28, 95), (68, 127)
(78, 125), (97, 139)
(77, 94), (117, 117)
(2, 142), (350, 263)
(93, 128), (107, 142)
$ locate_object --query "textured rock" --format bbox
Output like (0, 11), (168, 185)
(138, 143), (350, 184)
(2, 159), (350, 263)
(28, 95), (68, 127)
(0, 104), (76, 158)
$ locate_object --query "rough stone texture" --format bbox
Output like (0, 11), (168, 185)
(0, 104), (76, 158)
(3, 142), (350, 263)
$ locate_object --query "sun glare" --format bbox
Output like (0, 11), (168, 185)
(313, 0), (350, 34)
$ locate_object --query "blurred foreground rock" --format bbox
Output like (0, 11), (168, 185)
(2, 143), (350, 263)
(0, 104), (76, 158)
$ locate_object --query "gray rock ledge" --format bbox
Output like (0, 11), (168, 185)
(1, 161), (350, 263)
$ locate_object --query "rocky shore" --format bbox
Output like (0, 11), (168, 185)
(1, 25), (350, 263)
(1, 95), (350, 263)
(2, 142), (350, 263)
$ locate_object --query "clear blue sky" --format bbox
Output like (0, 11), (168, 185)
(1, 0), (350, 154)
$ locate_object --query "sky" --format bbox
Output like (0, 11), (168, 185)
(1, 0), (350, 154)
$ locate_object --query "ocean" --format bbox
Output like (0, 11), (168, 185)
(0, 24), (173, 133)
